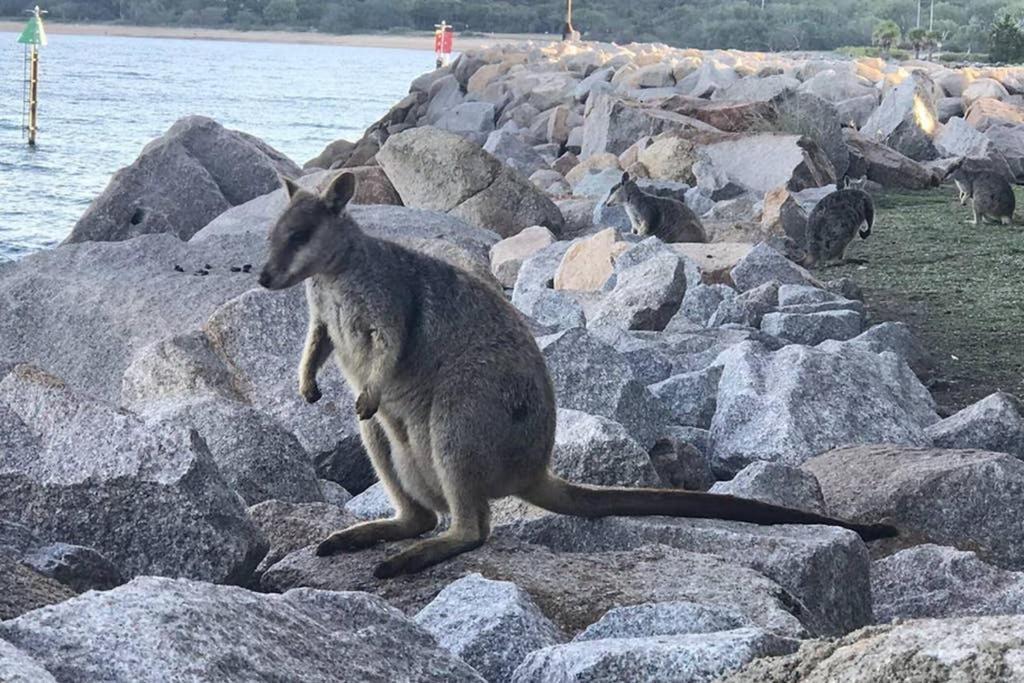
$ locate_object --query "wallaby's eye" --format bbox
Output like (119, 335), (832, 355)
(288, 229), (312, 247)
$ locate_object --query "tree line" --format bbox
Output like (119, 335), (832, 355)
(1, 0), (1022, 57)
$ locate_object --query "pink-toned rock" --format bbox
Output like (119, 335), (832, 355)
(965, 98), (1024, 132)
(554, 228), (630, 291)
(489, 226), (557, 288)
(668, 242), (753, 285)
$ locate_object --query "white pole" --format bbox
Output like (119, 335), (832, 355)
(916, 0), (921, 28)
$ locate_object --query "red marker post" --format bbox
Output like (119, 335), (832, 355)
(434, 21), (454, 68)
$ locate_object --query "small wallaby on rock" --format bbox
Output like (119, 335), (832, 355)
(949, 163), (1016, 226)
(258, 172), (897, 579)
(606, 172), (707, 243)
(801, 188), (874, 268)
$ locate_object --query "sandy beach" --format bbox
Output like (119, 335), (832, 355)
(0, 21), (550, 51)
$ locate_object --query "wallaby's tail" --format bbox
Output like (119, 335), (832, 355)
(519, 472), (898, 542)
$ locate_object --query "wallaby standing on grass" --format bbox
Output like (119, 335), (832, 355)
(606, 172), (707, 243)
(949, 164), (1016, 226)
(801, 188), (875, 268)
(258, 172), (897, 579)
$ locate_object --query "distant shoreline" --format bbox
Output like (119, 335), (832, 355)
(0, 21), (550, 51)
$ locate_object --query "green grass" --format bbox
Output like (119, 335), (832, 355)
(827, 186), (1024, 413)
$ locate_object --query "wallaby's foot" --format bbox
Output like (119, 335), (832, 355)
(844, 257), (868, 265)
(300, 381), (322, 404)
(373, 533), (487, 578)
(355, 391), (379, 421)
(316, 514), (438, 556)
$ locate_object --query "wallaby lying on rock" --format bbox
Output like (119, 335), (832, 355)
(258, 172), (897, 579)
(801, 188), (874, 268)
(949, 163), (1016, 226)
(606, 172), (707, 243)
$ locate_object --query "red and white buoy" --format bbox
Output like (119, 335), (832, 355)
(434, 21), (454, 68)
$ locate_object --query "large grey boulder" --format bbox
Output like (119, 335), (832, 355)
(872, 544), (1024, 623)
(710, 342), (937, 476)
(376, 127), (564, 238)
(985, 123), (1024, 182)
(248, 500), (358, 575)
(693, 134), (835, 197)
(141, 397), (324, 505)
(581, 93), (715, 158)
(0, 557), (76, 621)
(573, 601), (751, 641)
(512, 628), (797, 683)
(804, 445), (1024, 570)
(436, 101), (497, 142)
(726, 615), (1024, 682)
(588, 252), (688, 331)
(0, 364), (266, 584)
(0, 577), (484, 683)
(925, 392), (1024, 459)
(262, 540), (807, 638)
(648, 365), (722, 429)
(415, 574), (564, 683)
(770, 91), (850, 180)
(861, 72), (940, 161)
(760, 309), (863, 345)
(799, 69), (876, 102)
(708, 280), (779, 328)
(843, 129), (937, 189)
(712, 74), (800, 102)
(550, 409), (662, 488)
(483, 130), (549, 177)
(509, 515), (871, 637)
(709, 462), (827, 515)
(729, 242), (820, 292)
(538, 328), (671, 448)
(0, 639), (56, 683)
(678, 283), (737, 327)
(67, 116), (299, 244)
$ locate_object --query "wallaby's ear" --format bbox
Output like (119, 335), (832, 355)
(322, 172), (356, 213)
(621, 171), (630, 183)
(281, 176), (301, 199)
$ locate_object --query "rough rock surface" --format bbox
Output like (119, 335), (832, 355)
(376, 126), (564, 237)
(513, 628), (798, 683)
(415, 574), (564, 682)
(872, 544), (1024, 623)
(925, 392), (1024, 459)
(805, 445), (1024, 570)
(0, 577), (484, 683)
(0, 365), (266, 584)
(709, 462), (827, 515)
(509, 515), (871, 637)
(573, 601), (751, 641)
(710, 342), (937, 475)
(0, 557), (77, 621)
(263, 539), (807, 638)
(67, 116), (299, 244)
(725, 615), (1024, 682)
(248, 500), (359, 575)
(0, 639), (57, 683)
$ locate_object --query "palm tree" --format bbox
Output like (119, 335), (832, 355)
(908, 27), (927, 58)
(872, 20), (902, 55)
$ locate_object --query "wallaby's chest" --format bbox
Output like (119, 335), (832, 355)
(306, 278), (376, 381)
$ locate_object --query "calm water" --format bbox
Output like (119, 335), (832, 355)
(0, 33), (435, 259)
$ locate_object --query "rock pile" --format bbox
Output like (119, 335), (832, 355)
(3, 39), (1024, 682)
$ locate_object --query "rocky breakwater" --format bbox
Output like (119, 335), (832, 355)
(3, 40), (1024, 682)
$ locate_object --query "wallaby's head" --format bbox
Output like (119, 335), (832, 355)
(259, 172), (358, 290)
(841, 174), (868, 191)
(605, 172), (636, 208)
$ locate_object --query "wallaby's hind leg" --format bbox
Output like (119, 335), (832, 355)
(317, 418), (437, 556)
(373, 488), (490, 579)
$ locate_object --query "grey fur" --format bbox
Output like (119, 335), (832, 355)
(802, 189), (874, 268)
(606, 173), (707, 243)
(949, 165), (1016, 226)
(258, 172), (896, 578)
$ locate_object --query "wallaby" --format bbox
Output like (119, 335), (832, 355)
(801, 188), (874, 268)
(949, 164), (1016, 226)
(606, 172), (707, 243)
(258, 172), (897, 579)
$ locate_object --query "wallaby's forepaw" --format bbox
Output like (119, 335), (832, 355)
(300, 382), (322, 404)
(355, 391), (379, 421)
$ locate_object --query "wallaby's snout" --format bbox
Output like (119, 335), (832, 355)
(859, 225), (872, 239)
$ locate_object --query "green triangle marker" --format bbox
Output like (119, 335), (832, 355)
(18, 10), (47, 47)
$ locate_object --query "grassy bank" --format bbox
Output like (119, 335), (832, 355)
(830, 186), (1024, 413)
